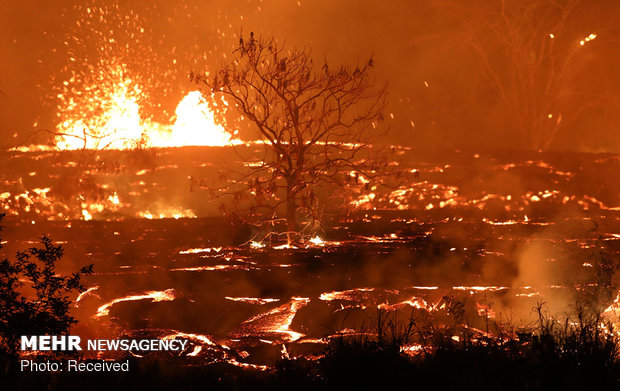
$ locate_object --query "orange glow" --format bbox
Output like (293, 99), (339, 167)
(138, 208), (197, 220)
(225, 297), (281, 304)
(56, 65), (145, 150)
(579, 33), (597, 46)
(308, 236), (326, 246)
(162, 331), (218, 346)
(54, 64), (238, 150)
(237, 298), (310, 342)
(319, 288), (375, 301)
(75, 285), (99, 306)
(165, 91), (238, 147)
(94, 289), (176, 318)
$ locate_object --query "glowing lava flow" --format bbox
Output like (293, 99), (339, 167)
(236, 298), (310, 342)
(94, 289), (176, 318)
(319, 287), (377, 301)
(75, 285), (100, 306)
(378, 297), (434, 312)
(161, 331), (269, 370)
(225, 297), (281, 305)
(162, 331), (218, 347)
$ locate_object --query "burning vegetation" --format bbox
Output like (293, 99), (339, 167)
(1, 0), (620, 389)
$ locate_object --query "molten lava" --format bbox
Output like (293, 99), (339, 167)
(165, 91), (236, 147)
(55, 76), (237, 151)
(94, 289), (176, 318)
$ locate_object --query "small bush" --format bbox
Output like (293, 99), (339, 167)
(0, 213), (93, 358)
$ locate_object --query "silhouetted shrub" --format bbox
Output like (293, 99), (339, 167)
(0, 213), (93, 357)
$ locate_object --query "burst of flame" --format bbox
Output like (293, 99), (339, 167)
(54, 65), (237, 150)
(163, 90), (236, 147)
(50, 3), (239, 151)
(56, 66), (146, 150)
(108, 193), (120, 205)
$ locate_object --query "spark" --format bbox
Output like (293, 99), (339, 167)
(580, 33), (597, 46)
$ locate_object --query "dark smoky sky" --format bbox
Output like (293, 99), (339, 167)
(1, 0), (619, 151)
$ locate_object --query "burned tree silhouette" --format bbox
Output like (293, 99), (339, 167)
(0, 213), (93, 357)
(191, 33), (388, 240)
(437, 0), (618, 150)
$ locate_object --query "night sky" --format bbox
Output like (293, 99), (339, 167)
(1, 0), (619, 151)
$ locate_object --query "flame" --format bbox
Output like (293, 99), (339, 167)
(55, 70), (140, 149)
(108, 193), (120, 205)
(81, 209), (93, 221)
(308, 236), (325, 246)
(476, 302), (496, 318)
(163, 91), (236, 147)
(401, 344), (425, 357)
(603, 293), (620, 320)
(137, 208), (196, 219)
(54, 66), (238, 150)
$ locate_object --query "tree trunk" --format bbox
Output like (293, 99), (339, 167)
(286, 186), (297, 232)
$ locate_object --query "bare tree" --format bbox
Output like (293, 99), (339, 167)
(438, 0), (617, 150)
(191, 33), (387, 238)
